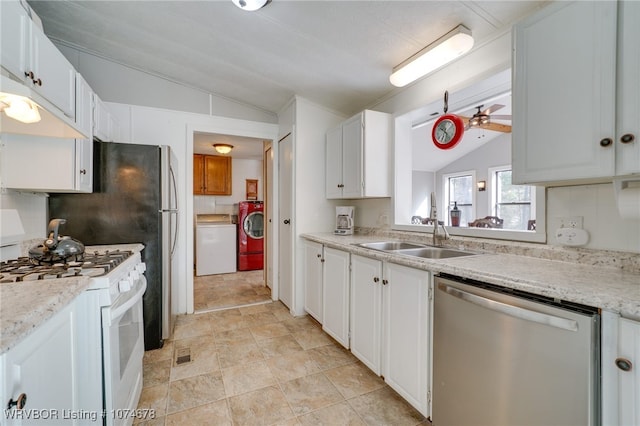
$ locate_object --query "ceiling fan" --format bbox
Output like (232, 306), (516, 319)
(459, 104), (512, 133)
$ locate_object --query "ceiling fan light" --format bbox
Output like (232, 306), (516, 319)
(231, 0), (270, 11)
(213, 143), (233, 154)
(389, 24), (474, 88)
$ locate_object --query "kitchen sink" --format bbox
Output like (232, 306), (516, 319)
(394, 247), (476, 259)
(355, 241), (477, 259)
(356, 241), (426, 251)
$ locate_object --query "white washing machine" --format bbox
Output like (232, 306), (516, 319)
(195, 214), (237, 276)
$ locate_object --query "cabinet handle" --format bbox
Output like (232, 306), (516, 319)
(373, 277), (379, 283)
(317, 254), (321, 258)
(615, 357), (633, 372)
(382, 279), (388, 285)
(620, 133), (635, 144)
(283, 219), (290, 225)
(33, 78), (42, 86)
(24, 71), (34, 79)
(7, 393), (27, 410)
(337, 184), (344, 188)
(80, 169), (87, 175)
(600, 138), (613, 147)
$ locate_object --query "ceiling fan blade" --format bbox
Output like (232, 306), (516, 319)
(480, 122), (512, 133)
(482, 104), (505, 115)
(490, 114), (511, 120)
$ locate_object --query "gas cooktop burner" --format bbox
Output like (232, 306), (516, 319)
(0, 250), (133, 283)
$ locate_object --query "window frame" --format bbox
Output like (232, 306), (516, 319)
(488, 165), (536, 230)
(442, 170), (476, 226)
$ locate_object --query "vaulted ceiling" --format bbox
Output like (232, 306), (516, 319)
(28, 0), (546, 116)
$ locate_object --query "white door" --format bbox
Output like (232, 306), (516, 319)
(278, 133), (293, 309)
(350, 254), (383, 375)
(341, 113), (363, 198)
(265, 145), (274, 290)
(302, 240), (323, 322)
(512, 1), (617, 184)
(322, 247), (350, 348)
(383, 263), (430, 417)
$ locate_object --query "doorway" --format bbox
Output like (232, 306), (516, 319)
(192, 131), (273, 313)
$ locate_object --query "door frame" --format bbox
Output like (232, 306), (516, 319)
(185, 121), (279, 314)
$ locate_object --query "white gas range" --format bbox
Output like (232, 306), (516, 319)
(1, 247), (147, 426)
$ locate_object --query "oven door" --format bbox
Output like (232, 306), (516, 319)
(102, 274), (147, 426)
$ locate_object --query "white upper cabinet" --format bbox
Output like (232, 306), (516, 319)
(513, 1), (639, 185)
(0, 0), (76, 119)
(74, 74), (93, 193)
(326, 110), (391, 199)
(93, 94), (120, 142)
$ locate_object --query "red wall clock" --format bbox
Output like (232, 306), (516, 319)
(432, 114), (465, 150)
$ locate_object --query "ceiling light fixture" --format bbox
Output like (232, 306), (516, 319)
(231, 0), (270, 11)
(213, 143), (234, 154)
(389, 24), (474, 88)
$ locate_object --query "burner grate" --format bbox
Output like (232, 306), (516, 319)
(0, 250), (133, 283)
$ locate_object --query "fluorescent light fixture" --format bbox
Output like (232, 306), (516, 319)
(232, 0), (270, 11)
(0, 94), (41, 123)
(213, 144), (233, 154)
(390, 25), (474, 88)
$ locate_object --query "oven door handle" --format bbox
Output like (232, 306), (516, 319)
(108, 278), (147, 325)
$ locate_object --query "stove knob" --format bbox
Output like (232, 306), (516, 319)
(130, 270), (140, 280)
(118, 279), (132, 292)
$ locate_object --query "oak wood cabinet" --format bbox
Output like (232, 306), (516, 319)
(193, 154), (232, 195)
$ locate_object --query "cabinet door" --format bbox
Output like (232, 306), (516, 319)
(2, 302), (77, 425)
(29, 21), (76, 119)
(350, 254), (382, 374)
(383, 262), (430, 417)
(93, 94), (110, 142)
(193, 154), (205, 194)
(618, 318), (640, 425)
(341, 113), (363, 198)
(1, 134), (76, 192)
(303, 240), (323, 323)
(204, 155), (232, 195)
(325, 126), (343, 199)
(322, 247), (350, 348)
(615, 1), (640, 176)
(512, 1), (617, 184)
(74, 75), (93, 193)
(0, 0), (29, 82)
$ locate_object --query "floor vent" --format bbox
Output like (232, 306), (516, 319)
(175, 347), (191, 365)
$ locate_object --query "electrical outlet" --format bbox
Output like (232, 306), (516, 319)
(557, 216), (583, 229)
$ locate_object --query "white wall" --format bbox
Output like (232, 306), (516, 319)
(0, 192), (47, 240)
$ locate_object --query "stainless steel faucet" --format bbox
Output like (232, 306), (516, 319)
(430, 192), (450, 247)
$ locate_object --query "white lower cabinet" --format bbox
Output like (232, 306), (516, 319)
(350, 254), (431, 417)
(302, 240), (323, 323)
(322, 247), (350, 348)
(602, 311), (640, 425)
(2, 301), (77, 425)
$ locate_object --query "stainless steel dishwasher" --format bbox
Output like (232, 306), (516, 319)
(433, 274), (600, 426)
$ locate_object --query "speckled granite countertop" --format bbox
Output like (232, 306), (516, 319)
(0, 243), (144, 355)
(302, 233), (640, 320)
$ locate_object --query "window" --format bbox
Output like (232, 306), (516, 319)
(443, 171), (475, 226)
(489, 167), (534, 230)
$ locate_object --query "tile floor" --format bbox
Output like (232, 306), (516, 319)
(194, 270), (271, 312)
(136, 301), (429, 425)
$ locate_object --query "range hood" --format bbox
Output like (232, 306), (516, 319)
(0, 74), (88, 139)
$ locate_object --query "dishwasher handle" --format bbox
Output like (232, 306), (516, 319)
(438, 282), (579, 332)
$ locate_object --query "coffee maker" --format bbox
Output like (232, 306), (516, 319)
(334, 206), (355, 235)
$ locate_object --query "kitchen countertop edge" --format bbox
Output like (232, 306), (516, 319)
(302, 233), (640, 320)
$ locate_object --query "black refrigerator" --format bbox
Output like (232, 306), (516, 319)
(49, 141), (178, 350)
